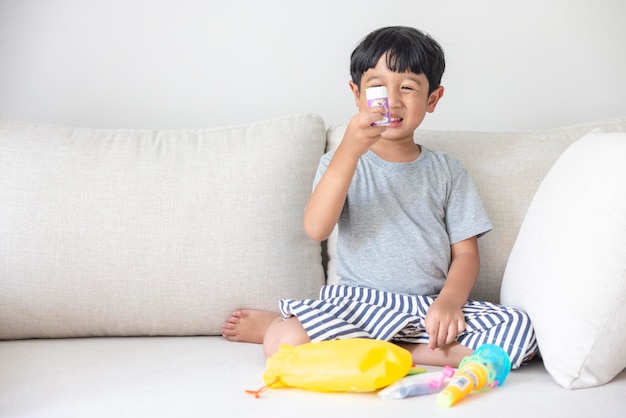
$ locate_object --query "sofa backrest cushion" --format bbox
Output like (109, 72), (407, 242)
(326, 116), (626, 302)
(0, 115), (327, 339)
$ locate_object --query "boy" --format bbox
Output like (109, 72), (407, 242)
(222, 26), (537, 369)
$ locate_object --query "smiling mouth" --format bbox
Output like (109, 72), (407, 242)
(390, 116), (403, 123)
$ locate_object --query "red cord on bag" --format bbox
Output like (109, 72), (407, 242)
(245, 378), (280, 398)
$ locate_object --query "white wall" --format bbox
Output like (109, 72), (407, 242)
(1, 0), (625, 131)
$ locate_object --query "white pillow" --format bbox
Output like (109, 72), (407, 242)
(501, 132), (626, 389)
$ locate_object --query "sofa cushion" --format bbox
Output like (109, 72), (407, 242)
(501, 132), (626, 389)
(326, 116), (626, 303)
(1, 337), (626, 417)
(0, 115), (327, 339)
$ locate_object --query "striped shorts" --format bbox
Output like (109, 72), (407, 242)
(279, 284), (537, 369)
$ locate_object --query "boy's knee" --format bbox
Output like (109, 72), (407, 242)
(262, 316), (310, 358)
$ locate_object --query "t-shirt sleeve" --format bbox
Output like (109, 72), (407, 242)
(312, 150), (334, 191)
(445, 157), (493, 244)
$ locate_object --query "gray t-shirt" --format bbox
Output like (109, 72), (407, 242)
(313, 146), (492, 296)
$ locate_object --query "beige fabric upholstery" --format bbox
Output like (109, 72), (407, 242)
(2, 116), (626, 416)
(0, 115), (327, 339)
(0, 337), (625, 417)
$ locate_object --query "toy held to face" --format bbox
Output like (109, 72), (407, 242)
(436, 343), (512, 407)
(365, 86), (391, 126)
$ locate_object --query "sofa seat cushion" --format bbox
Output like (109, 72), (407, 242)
(0, 115), (327, 339)
(1, 337), (625, 417)
(501, 132), (626, 389)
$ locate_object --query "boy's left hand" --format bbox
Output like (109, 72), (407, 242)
(424, 298), (466, 351)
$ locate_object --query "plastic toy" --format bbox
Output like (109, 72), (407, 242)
(436, 344), (511, 407)
(378, 366), (455, 399)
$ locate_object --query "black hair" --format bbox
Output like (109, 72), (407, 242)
(350, 26), (445, 95)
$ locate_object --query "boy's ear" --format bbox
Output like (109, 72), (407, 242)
(427, 86), (445, 113)
(349, 81), (360, 107)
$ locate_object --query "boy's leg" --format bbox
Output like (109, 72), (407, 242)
(222, 309), (280, 344)
(262, 316), (311, 358)
(398, 342), (473, 368)
(459, 302), (538, 369)
(222, 310), (311, 358)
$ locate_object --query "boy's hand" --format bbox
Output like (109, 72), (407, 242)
(424, 297), (466, 352)
(340, 106), (388, 157)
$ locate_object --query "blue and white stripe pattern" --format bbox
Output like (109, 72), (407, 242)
(279, 284), (537, 369)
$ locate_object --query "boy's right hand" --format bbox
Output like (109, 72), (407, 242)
(303, 105), (387, 242)
(340, 106), (388, 157)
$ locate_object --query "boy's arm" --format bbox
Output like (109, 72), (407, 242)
(425, 236), (480, 351)
(302, 145), (359, 241)
(303, 109), (387, 241)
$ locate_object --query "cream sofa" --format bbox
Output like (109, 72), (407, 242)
(1, 115), (625, 417)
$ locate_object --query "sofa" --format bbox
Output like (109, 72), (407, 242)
(1, 114), (625, 417)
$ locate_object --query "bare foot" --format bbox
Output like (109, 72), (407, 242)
(221, 309), (281, 344)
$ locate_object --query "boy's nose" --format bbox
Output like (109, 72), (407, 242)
(386, 89), (399, 107)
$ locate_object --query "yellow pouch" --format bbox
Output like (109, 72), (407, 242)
(261, 338), (412, 393)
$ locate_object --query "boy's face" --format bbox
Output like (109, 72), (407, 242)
(350, 54), (443, 142)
